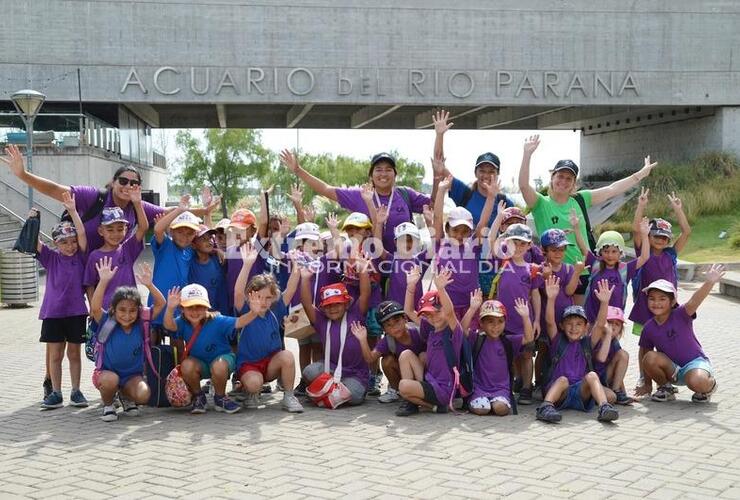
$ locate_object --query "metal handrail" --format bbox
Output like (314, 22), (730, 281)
(0, 177), (61, 222)
(0, 200), (53, 243)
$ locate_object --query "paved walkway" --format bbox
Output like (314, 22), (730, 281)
(2, 279), (740, 499)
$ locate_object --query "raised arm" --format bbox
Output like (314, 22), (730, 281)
(279, 149), (338, 202)
(234, 291), (262, 329)
(685, 264), (726, 317)
(590, 155), (658, 206)
(1, 145), (70, 201)
(543, 275), (561, 340)
(514, 297), (535, 345)
(360, 183), (379, 225)
(288, 184), (308, 224)
(433, 174), (452, 242)
(632, 187), (649, 246)
(257, 186), (271, 238)
(130, 185), (150, 241)
(589, 279), (614, 348)
(298, 266), (318, 325)
(404, 264), (422, 325)
(154, 194), (189, 244)
(635, 217), (651, 269)
(60, 192), (87, 253)
(564, 261), (586, 296)
(433, 269), (457, 331)
(91, 256), (117, 323)
(233, 243), (258, 312)
(135, 263), (166, 319)
(475, 179), (497, 240)
(595, 325), (613, 364)
(281, 255), (301, 306)
(568, 209), (590, 257)
(324, 213), (343, 259)
(373, 205), (390, 259)
(531, 288), (542, 338)
(350, 321), (381, 365)
(200, 187), (220, 228)
(518, 135), (540, 208)
(668, 192), (692, 254)
(486, 201), (506, 258)
(355, 253), (372, 316)
(163, 287), (181, 332)
(430, 110), (453, 202)
(461, 288), (483, 335)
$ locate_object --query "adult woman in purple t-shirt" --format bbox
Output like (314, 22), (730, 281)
(2, 145), (170, 250)
(279, 149), (431, 254)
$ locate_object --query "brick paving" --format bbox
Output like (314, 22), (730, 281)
(1, 279), (740, 499)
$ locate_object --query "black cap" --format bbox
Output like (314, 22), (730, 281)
(375, 300), (405, 324)
(475, 152), (501, 170)
(370, 152), (397, 170)
(552, 159), (579, 177)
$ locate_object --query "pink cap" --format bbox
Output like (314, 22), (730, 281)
(606, 306), (624, 323)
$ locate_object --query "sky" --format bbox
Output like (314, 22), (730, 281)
(158, 128), (581, 190)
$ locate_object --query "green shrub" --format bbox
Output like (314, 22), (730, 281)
(730, 222), (740, 250)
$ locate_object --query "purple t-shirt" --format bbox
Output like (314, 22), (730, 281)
(629, 247), (678, 325)
(593, 337), (622, 379)
(436, 239), (482, 309)
(313, 302), (369, 388)
(540, 263), (575, 325)
(383, 253), (431, 307)
(422, 320), (464, 404)
(584, 252), (638, 323)
(639, 305), (707, 366)
(36, 245), (88, 319)
(375, 324), (426, 357)
(70, 185), (164, 251)
(335, 186), (430, 254)
(290, 255), (342, 308)
(496, 261), (542, 336)
(470, 333), (524, 400)
(548, 333), (589, 388)
(83, 236), (144, 309)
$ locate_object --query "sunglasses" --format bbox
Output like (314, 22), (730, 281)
(116, 177), (141, 187)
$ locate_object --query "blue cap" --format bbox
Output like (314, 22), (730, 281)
(475, 152), (501, 170)
(540, 228), (572, 248)
(562, 305), (588, 321)
(100, 207), (128, 226)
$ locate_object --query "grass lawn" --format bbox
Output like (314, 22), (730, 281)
(679, 210), (740, 263)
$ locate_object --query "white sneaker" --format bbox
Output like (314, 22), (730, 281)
(282, 394), (304, 413)
(101, 406), (118, 422)
(120, 397), (140, 417)
(244, 393), (260, 409)
(378, 388), (400, 403)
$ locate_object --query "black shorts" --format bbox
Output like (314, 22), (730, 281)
(420, 381), (441, 406)
(40, 315), (87, 344)
(575, 274), (589, 295)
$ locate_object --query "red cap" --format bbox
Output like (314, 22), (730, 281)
(319, 283), (351, 308)
(416, 290), (441, 315)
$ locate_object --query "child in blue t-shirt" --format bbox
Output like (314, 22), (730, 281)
(90, 257), (166, 422)
(189, 225), (229, 315)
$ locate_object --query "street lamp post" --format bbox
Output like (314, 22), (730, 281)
(11, 90), (46, 210)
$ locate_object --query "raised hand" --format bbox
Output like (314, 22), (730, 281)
(432, 109), (453, 135)
(431, 155), (447, 179)
(279, 149), (300, 173)
(0, 144), (25, 177)
(167, 287), (181, 309)
(406, 264), (422, 288)
(638, 187), (650, 207)
(438, 174), (453, 193)
(540, 262), (553, 279)
(325, 212), (339, 230)
(288, 183), (303, 204)
(354, 252), (372, 274)
(299, 264), (313, 281)
(350, 321), (368, 341)
(594, 278), (614, 303)
(639, 216), (650, 236)
(544, 275), (561, 299)
(706, 263), (726, 284)
(129, 183), (143, 204)
(134, 263), (154, 287)
(635, 155), (658, 180)
(376, 204), (389, 226)
(279, 218), (291, 237)
(433, 268), (453, 290)
(422, 204), (434, 227)
(60, 191), (76, 213)
(304, 205), (316, 223)
(513, 297), (530, 317)
(95, 256), (118, 282)
(201, 186), (212, 207)
(523, 134), (540, 155)
(568, 208), (580, 229)
(469, 288), (483, 311)
(667, 191), (682, 211)
(360, 182), (374, 203)
(247, 290), (263, 312)
(178, 194), (191, 210)
(573, 261), (587, 274)
(240, 241), (258, 265)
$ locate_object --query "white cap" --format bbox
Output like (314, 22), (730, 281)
(642, 279), (677, 295)
(447, 206), (474, 230)
(295, 222), (320, 241)
(170, 211), (201, 231)
(394, 222), (421, 240)
(180, 283), (212, 308)
(319, 230), (332, 241)
(214, 218), (230, 231)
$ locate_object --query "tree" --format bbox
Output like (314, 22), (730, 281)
(175, 129), (274, 215)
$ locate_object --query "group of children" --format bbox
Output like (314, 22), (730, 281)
(35, 156), (724, 424)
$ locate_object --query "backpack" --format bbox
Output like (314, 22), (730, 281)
(459, 186), (507, 214)
(585, 260), (630, 308)
(541, 335), (593, 388)
(571, 192), (597, 252)
(472, 334), (518, 415)
(90, 308), (158, 378)
(630, 246), (678, 300)
(441, 327), (474, 410)
(61, 188), (107, 224)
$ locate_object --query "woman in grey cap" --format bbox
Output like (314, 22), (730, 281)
(430, 110), (514, 227)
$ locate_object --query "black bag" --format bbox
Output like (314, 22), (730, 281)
(61, 189), (107, 224)
(13, 209), (40, 255)
(146, 344), (177, 408)
(571, 192), (597, 252)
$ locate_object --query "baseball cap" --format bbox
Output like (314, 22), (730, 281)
(447, 206), (475, 230)
(319, 283), (352, 308)
(501, 207), (527, 224)
(551, 159), (579, 177)
(295, 222), (321, 241)
(342, 212), (372, 230)
(376, 301), (405, 324)
(540, 228), (572, 248)
(214, 218), (230, 232)
(394, 222), (421, 240)
(195, 224), (216, 239)
(100, 207), (128, 226)
(180, 283), (212, 308)
(562, 305), (588, 321)
(170, 211), (201, 231)
(607, 306), (625, 323)
(475, 152), (501, 170)
(51, 221), (77, 242)
(319, 230), (332, 241)
(642, 279), (677, 296)
(596, 231), (625, 253)
(649, 218), (673, 239)
(370, 152), (397, 171)
(229, 209), (256, 229)
(480, 300), (507, 319)
(503, 223), (533, 242)
(416, 290), (441, 315)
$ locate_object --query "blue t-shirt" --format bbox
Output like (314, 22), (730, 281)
(99, 312), (144, 377)
(189, 255), (229, 316)
(150, 234), (193, 324)
(449, 177), (514, 227)
(174, 314), (237, 365)
(236, 300), (288, 365)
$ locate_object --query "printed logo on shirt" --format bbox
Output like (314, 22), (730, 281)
(205, 343), (216, 353)
(666, 328), (677, 339)
(551, 216), (559, 225)
(133, 346), (142, 357)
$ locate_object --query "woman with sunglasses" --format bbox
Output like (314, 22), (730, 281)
(2, 144), (208, 251)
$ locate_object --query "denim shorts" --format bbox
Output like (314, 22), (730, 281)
(557, 379), (595, 412)
(197, 352), (237, 379)
(673, 357), (714, 385)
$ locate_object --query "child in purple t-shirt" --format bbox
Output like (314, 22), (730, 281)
(636, 265), (724, 404)
(397, 269), (463, 416)
(536, 275), (619, 423)
(83, 187), (149, 310)
(462, 291), (534, 416)
(350, 300), (426, 404)
(592, 306), (632, 405)
(37, 192), (90, 410)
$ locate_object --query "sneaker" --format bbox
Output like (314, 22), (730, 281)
(691, 380), (717, 404)
(261, 384), (272, 394)
(203, 380), (215, 408)
(276, 380), (285, 393)
(227, 384), (247, 402)
(69, 389), (89, 408)
(101, 406), (118, 422)
(41, 391), (63, 410)
(668, 384), (679, 394)
(113, 391), (122, 409)
(614, 390), (634, 405)
(378, 388), (400, 403)
(43, 377), (52, 399)
(294, 381), (307, 397)
(431, 404), (448, 414)
(214, 395), (241, 414)
(282, 394), (305, 413)
(120, 397), (140, 417)
(191, 391), (207, 414)
(518, 387), (533, 405)
(396, 400), (419, 417)
(244, 393), (260, 409)
(651, 385), (677, 402)
(513, 377), (523, 394)
(367, 373), (382, 397)
(597, 403), (619, 422)
(536, 402), (562, 423)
